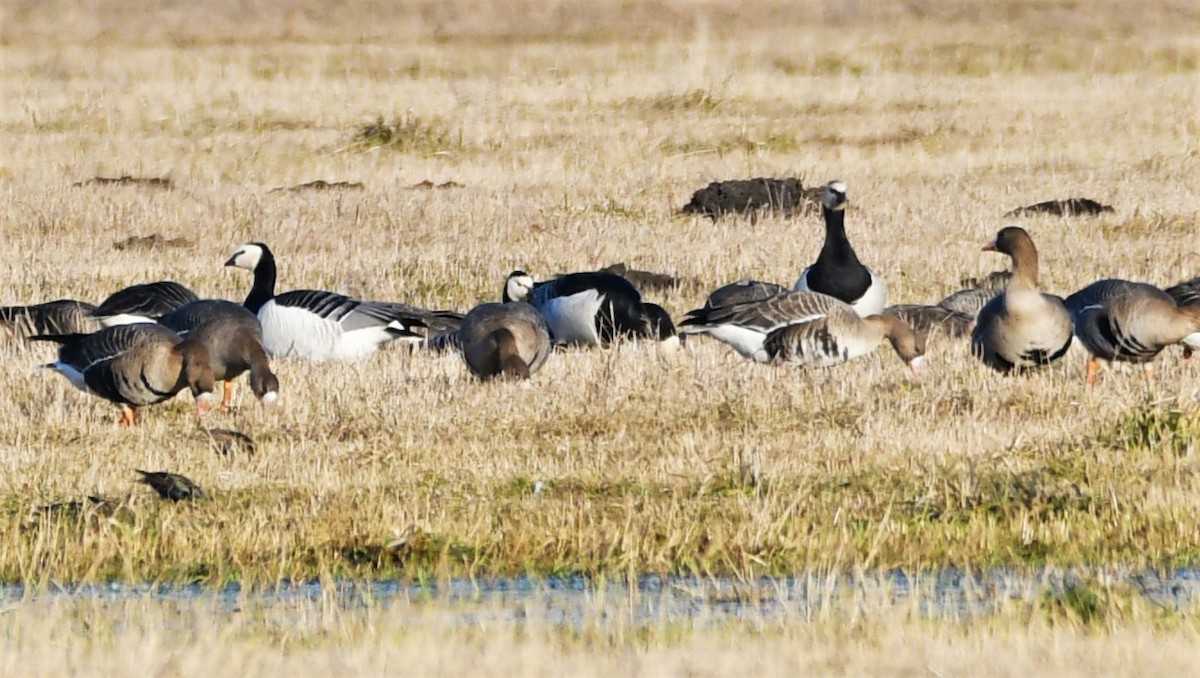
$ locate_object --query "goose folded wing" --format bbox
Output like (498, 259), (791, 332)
(273, 290), (427, 331)
(683, 291), (837, 332)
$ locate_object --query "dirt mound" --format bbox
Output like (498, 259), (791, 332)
(682, 177), (815, 220)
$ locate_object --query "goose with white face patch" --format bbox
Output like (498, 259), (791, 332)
(503, 270), (661, 347)
(225, 243), (426, 362)
(92, 281), (200, 326)
(793, 181), (887, 317)
(680, 289), (925, 373)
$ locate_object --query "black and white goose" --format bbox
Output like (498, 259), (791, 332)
(793, 181), (887, 316)
(224, 243), (426, 362)
(504, 270), (665, 347)
(92, 281), (200, 326)
(680, 289), (925, 371)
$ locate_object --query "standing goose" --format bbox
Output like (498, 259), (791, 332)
(1064, 279), (1200, 383)
(1164, 276), (1200, 358)
(35, 324), (215, 427)
(679, 290), (925, 371)
(158, 300), (280, 409)
(793, 181), (887, 316)
(504, 270), (662, 346)
(224, 243), (426, 362)
(1, 300), (100, 343)
(971, 227), (1073, 372)
(92, 281), (200, 326)
(458, 300), (552, 380)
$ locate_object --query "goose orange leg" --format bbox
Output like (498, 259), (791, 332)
(118, 406), (137, 428)
(1085, 356), (1101, 386)
(221, 381), (236, 411)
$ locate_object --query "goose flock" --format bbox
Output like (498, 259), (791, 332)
(4, 179), (1199, 426)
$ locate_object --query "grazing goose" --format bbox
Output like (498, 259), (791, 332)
(883, 304), (974, 339)
(1164, 277), (1200, 358)
(680, 290), (925, 371)
(36, 324), (215, 427)
(224, 243), (427, 362)
(1064, 279), (1200, 383)
(1, 300), (100, 343)
(92, 281), (200, 326)
(158, 300), (280, 410)
(971, 227), (1073, 372)
(793, 181), (887, 316)
(504, 270), (663, 346)
(458, 302), (552, 380)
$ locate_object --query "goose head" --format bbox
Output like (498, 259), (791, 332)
(821, 181), (848, 212)
(504, 271), (535, 303)
(178, 340), (216, 414)
(251, 369), (281, 409)
(880, 315), (927, 375)
(224, 243), (269, 271)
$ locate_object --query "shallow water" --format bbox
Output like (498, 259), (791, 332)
(5, 568), (1197, 626)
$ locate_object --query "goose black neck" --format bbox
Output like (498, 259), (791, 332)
(816, 206), (862, 268)
(244, 249), (277, 313)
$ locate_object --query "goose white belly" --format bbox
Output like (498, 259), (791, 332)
(691, 324), (771, 363)
(258, 300), (394, 362)
(98, 314), (157, 327)
(538, 291), (604, 345)
(793, 267), (887, 317)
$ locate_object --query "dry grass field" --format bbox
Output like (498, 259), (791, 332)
(1, 0), (1200, 672)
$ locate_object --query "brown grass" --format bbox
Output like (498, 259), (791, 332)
(1, 0), (1200, 666)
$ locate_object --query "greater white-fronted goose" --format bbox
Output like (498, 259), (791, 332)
(1064, 279), (1200, 383)
(1164, 276), (1200, 358)
(36, 324), (215, 426)
(458, 302), (551, 380)
(971, 227), (1073, 372)
(882, 304), (974, 339)
(158, 299), (280, 409)
(504, 270), (665, 346)
(793, 181), (887, 316)
(680, 290), (925, 371)
(92, 281), (200, 326)
(1, 300), (100, 344)
(224, 243), (427, 362)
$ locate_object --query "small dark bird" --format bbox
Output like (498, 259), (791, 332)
(205, 428), (257, 456)
(136, 470), (204, 501)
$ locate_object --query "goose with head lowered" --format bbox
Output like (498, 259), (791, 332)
(793, 181), (887, 316)
(680, 289), (925, 372)
(503, 270), (670, 347)
(971, 227), (1073, 372)
(225, 243), (426, 362)
(1065, 279), (1200, 383)
(91, 281), (200, 326)
(34, 324), (215, 427)
(458, 299), (552, 380)
(158, 299), (280, 410)
(1164, 276), (1200, 359)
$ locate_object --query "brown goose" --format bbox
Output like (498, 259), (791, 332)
(680, 290), (925, 371)
(882, 304), (974, 339)
(158, 300), (280, 410)
(971, 227), (1072, 372)
(458, 302), (552, 380)
(1065, 279), (1200, 383)
(1, 300), (100, 344)
(36, 324), (215, 426)
(1164, 276), (1200, 358)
